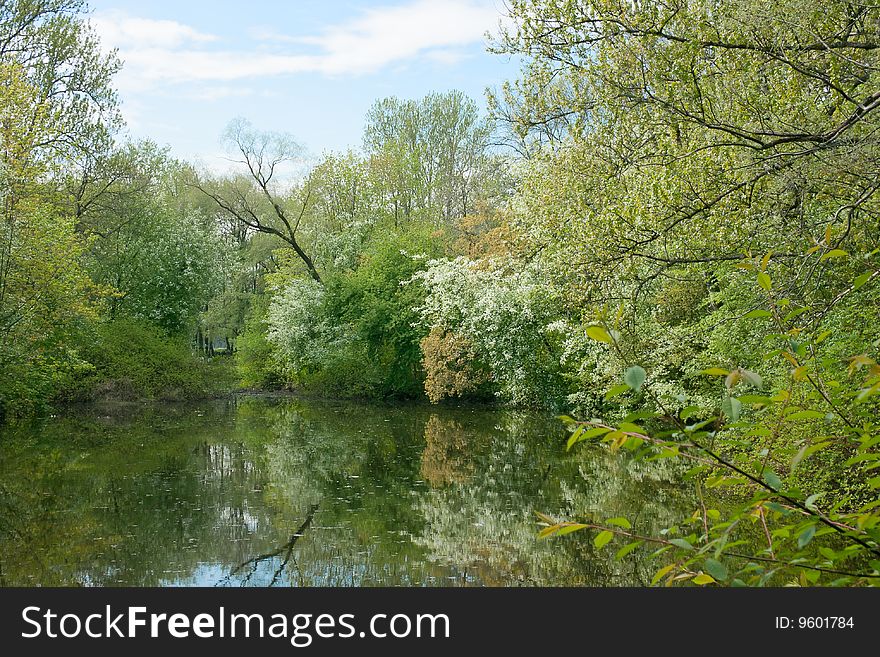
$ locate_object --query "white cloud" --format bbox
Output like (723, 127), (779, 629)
(92, 1), (503, 93)
(91, 10), (218, 50)
(183, 86), (258, 102)
(422, 49), (472, 66)
(290, 0), (500, 74)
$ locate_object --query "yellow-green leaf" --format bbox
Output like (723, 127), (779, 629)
(586, 326), (613, 344)
(606, 517), (632, 529)
(594, 530), (614, 549)
(651, 564), (675, 585)
(615, 541), (643, 561)
(693, 573), (716, 585)
(820, 249), (848, 261)
(854, 273), (872, 289)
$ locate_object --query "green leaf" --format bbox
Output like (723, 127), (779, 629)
(615, 541), (643, 561)
(687, 417), (718, 432)
(701, 368), (729, 376)
(566, 426), (611, 450)
(680, 406), (702, 421)
(651, 564), (675, 585)
(606, 517), (632, 529)
(818, 546), (836, 560)
(744, 309), (772, 319)
(586, 326), (613, 344)
(797, 525), (817, 550)
(693, 573), (716, 585)
(820, 249), (848, 261)
(854, 272), (872, 289)
(805, 493), (823, 510)
(538, 522), (588, 538)
(624, 410), (659, 422)
(618, 422), (644, 434)
(783, 306), (810, 323)
(791, 440), (832, 469)
(815, 330), (832, 344)
(763, 469), (782, 490)
(624, 365), (647, 392)
(703, 558), (728, 582)
(604, 384), (630, 401)
(757, 272), (772, 291)
(683, 465), (709, 480)
(594, 530), (614, 549)
(722, 396), (742, 422)
(738, 395), (773, 405)
(868, 476), (880, 490)
(669, 538), (694, 551)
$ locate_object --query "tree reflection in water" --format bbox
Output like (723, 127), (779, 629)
(0, 397), (695, 586)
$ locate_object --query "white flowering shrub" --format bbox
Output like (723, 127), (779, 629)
(266, 279), (349, 378)
(412, 257), (566, 407)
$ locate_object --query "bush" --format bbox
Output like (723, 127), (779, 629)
(63, 318), (225, 402)
(236, 296), (285, 389)
(265, 222), (444, 399)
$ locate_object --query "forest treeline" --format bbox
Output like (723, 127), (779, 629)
(2, 0), (879, 584)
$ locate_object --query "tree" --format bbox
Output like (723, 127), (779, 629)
(72, 142), (224, 335)
(364, 91), (496, 224)
(0, 62), (95, 416)
(491, 0), (880, 585)
(0, 0), (121, 163)
(303, 151), (375, 273)
(492, 0), (880, 302)
(195, 119), (322, 283)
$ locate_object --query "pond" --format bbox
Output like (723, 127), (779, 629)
(0, 396), (694, 586)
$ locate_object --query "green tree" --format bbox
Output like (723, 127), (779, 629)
(0, 0), (121, 163)
(0, 62), (95, 418)
(81, 143), (225, 335)
(195, 119), (322, 283)
(364, 91), (496, 224)
(491, 0), (880, 585)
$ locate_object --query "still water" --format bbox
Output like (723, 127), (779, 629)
(0, 396), (694, 586)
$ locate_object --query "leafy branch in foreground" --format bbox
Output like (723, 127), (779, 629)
(540, 251), (880, 586)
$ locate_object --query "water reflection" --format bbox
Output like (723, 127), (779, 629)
(0, 397), (695, 586)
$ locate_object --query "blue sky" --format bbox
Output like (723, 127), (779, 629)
(87, 0), (519, 170)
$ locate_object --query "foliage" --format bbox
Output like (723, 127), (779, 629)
(363, 91), (497, 224)
(78, 142), (226, 335)
(4, 0), (878, 591)
(546, 286), (880, 585)
(490, 0), (880, 585)
(266, 223), (445, 398)
(0, 0), (121, 162)
(65, 317), (228, 402)
(0, 61), (98, 419)
(413, 256), (567, 407)
(235, 294), (285, 389)
(420, 328), (490, 403)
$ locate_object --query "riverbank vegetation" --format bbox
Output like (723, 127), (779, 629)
(1, 0), (879, 585)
